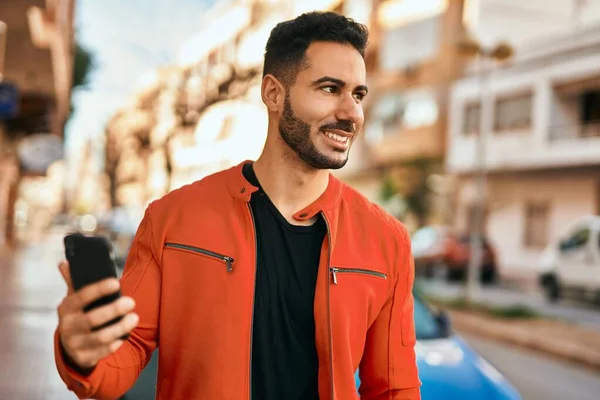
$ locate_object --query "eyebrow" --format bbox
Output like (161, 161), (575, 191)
(311, 76), (369, 94)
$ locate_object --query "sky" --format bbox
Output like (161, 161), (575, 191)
(65, 0), (216, 168)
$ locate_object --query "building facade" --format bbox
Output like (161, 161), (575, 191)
(338, 0), (466, 230)
(447, 23), (600, 274)
(0, 0), (75, 247)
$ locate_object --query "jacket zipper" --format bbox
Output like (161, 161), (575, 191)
(321, 212), (334, 400)
(247, 204), (258, 400)
(330, 267), (387, 285)
(164, 243), (234, 272)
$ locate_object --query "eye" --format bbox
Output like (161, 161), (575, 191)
(353, 92), (367, 101)
(321, 85), (339, 94)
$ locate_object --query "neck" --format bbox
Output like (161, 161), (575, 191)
(253, 128), (330, 223)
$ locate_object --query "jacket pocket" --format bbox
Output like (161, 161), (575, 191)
(165, 242), (234, 272)
(400, 292), (417, 347)
(330, 266), (387, 285)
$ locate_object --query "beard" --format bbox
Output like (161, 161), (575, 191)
(278, 94), (352, 170)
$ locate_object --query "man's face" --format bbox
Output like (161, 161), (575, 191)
(278, 41), (367, 170)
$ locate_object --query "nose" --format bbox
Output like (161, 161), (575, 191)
(335, 93), (363, 128)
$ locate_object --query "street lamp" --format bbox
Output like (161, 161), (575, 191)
(457, 36), (513, 304)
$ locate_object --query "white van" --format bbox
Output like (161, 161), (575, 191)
(538, 215), (600, 302)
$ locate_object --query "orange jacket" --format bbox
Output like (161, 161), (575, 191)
(55, 161), (421, 400)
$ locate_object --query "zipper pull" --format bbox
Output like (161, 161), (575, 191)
(224, 257), (233, 272)
(330, 267), (338, 285)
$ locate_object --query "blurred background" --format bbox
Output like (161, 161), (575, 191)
(1, 0), (600, 399)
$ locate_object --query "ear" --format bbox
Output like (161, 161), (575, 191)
(261, 74), (285, 112)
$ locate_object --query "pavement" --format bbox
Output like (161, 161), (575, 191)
(418, 278), (600, 331)
(0, 226), (77, 399)
(418, 277), (600, 371)
(449, 308), (600, 371)
(463, 333), (600, 400)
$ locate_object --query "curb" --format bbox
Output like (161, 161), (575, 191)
(448, 310), (600, 371)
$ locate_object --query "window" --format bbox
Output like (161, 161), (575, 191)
(524, 202), (550, 248)
(581, 91), (600, 124)
(560, 227), (590, 252)
(372, 92), (403, 131)
(581, 91), (600, 138)
(495, 93), (533, 131)
(413, 293), (447, 340)
(372, 89), (439, 133)
(463, 102), (480, 135)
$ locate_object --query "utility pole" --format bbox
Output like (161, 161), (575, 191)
(457, 37), (513, 304)
(0, 21), (6, 81)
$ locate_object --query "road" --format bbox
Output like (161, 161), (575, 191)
(419, 278), (600, 331)
(463, 333), (600, 400)
(2, 229), (599, 399)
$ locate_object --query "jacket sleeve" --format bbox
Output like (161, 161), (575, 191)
(54, 205), (162, 400)
(358, 230), (421, 400)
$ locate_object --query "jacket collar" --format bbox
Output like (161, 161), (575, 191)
(226, 160), (344, 222)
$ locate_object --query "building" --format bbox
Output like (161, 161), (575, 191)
(447, 22), (600, 274)
(0, 0), (75, 247)
(104, 0), (375, 210)
(168, 0), (376, 195)
(337, 0), (466, 230)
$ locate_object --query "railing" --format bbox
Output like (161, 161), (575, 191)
(548, 121), (600, 142)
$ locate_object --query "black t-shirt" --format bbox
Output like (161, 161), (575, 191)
(243, 163), (325, 400)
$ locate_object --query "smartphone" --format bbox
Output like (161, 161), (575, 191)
(64, 233), (129, 338)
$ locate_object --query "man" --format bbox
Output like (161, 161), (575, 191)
(54, 11), (421, 400)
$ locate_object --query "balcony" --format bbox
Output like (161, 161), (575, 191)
(367, 124), (444, 165)
(548, 122), (600, 142)
(363, 86), (443, 165)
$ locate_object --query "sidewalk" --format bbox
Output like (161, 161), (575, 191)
(0, 227), (77, 399)
(449, 309), (600, 372)
(418, 278), (600, 332)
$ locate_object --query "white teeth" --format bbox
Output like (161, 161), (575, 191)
(324, 131), (348, 144)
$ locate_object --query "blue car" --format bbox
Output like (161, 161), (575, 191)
(356, 293), (522, 400)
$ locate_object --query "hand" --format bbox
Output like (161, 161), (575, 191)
(57, 261), (139, 370)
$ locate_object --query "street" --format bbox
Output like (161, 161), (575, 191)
(463, 333), (600, 400)
(419, 279), (600, 331)
(0, 228), (76, 399)
(2, 230), (600, 399)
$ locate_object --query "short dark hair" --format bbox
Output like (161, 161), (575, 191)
(263, 11), (369, 86)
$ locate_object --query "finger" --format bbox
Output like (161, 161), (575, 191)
(70, 341), (122, 369)
(58, 261), (74, 295)
(84, 312), (139, 348)
(84, 296), (136, 330)
(58, 277), (120, 316)
(87, 339), (125, 366)
(74, 278), (121, 310)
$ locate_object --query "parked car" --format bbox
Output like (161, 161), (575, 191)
(538, 215), (600, 303)
(356, 292), (522, 400)
(411, 225), (497, 283)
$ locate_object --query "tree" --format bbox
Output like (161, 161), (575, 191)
(379, 158), (438, 228)
(69, 41), (95, 118)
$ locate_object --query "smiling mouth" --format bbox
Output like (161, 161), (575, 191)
(322, 130), (350, 144)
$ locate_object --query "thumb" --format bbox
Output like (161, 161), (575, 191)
(58, 261), (75, 295)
